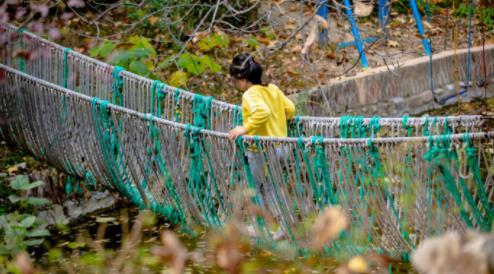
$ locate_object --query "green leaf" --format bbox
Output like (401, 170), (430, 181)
(24, 239), (44, 246)
(10, 175), (30, 190)
(27, 180), (45, 189)
(197, 36), (216, 52)
(178, 53), (204, 76)
(98, 41), (116, 58)
(25, 197), (51, 206)
(214, 34), (230, 48)
(8, 194), (21, 203)
(89, 46), (100, 57)
(67, 242), (86, 249)
(200, 55), (222, 73)
(27, 228), (51, 237)
(168, 71), (188, 87)
(157, 56), (175, 70)
(129, 60), (149, 75)
(245, 36), (260, 49)
(128, 36), (156, 57)
(197, 34), (230, 52)
(21, 216), (36, 228)
(128, 47), (154, 59)
(109, 50), (133, 67)
(48, 248), (62, 262)
(260, 26), (275, 40)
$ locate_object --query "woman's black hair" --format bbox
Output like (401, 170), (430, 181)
(229, 53), (264, 85)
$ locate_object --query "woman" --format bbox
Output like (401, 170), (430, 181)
(228, 53), (295, 212)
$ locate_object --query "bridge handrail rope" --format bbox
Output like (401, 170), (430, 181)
(0, 23), (489, 140)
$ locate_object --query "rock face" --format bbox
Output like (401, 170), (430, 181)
(37, 190), (120, 226)
(412, 231), (494, 274)
(291, 45), (494, 116)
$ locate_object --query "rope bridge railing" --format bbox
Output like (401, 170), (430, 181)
(1, 64), (493, 257)
(0, 23), (487, 139)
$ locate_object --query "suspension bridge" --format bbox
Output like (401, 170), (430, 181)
(1, 23), (493, 258)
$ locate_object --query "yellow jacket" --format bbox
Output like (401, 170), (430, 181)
(242, 84), (295, 137)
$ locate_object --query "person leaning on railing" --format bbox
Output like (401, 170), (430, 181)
(228, 53), (295, 240)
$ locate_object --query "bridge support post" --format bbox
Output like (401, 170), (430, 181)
(409, 0), (432, 56)
(343, 0), (369, 68)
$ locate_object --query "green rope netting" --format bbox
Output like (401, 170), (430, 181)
(91, 98), (144, 207)
(192, 94), (213, 129)
(112, 66), (124, 106)
(82, 93), (492, 257)
(29, 62), (489, 257)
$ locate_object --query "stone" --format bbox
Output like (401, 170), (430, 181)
(434, 87), (457, 103)
(407, 90), (434, 109)
(390, 96), (405, 105)
(469, 88), (484, 99)
(385, 97), (405, 115)
(64, 190), (118, 220)
(38, 204), (69, 226)
(409, 102), (434, 115)
(459, 81), (473, 88)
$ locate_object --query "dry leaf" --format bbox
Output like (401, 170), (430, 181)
(315, 15), (329, 29)
(348, 256), (369, 273)
(363, 251), (399, 267)
(216, 242), (243, 274)
(284, 23), (297, 31)
(326, 51), (336, 59)
(151, 231), (188, 274)
(15, 251), (34, 274)
(192, 31), (210, 44)
(67, 0), (85, 8)
(148, 16), (159, 26)
(412, 231), (494, 274)
(257, 36), (271, 45)
(310, 207), (348, 250)
(8, 165), (19, 175)
(301, 24), (317, 55)
(422, 20), (432, 30)
(287, 4), (299, 12)
(387, 40), (400, 48)
(354, 1), (373, 17)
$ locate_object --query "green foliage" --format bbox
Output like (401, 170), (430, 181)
(10, 175), (43, 191)
(168, 71), (188, 87)
(245, 36), (261, 49)
(177, 53), (222, 76)
(89, 40), (116, 59)
(391, 0), (438, 15)
(456, 4), (494, 29)
(129, 60), (149, 75)
(260, 26), (276, 40)
(197, 33), (230, 52)
(0, 175), (51, 256)
(455, 3), (470, 17)
(0, 212), (50, 256)
(8, 176), (50, 209)
(90, 36), (158, 77)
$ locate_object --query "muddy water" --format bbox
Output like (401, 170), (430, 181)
(29, 203), (413, 273)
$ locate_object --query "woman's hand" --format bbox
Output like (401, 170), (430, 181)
(229, 126), (247, 140)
